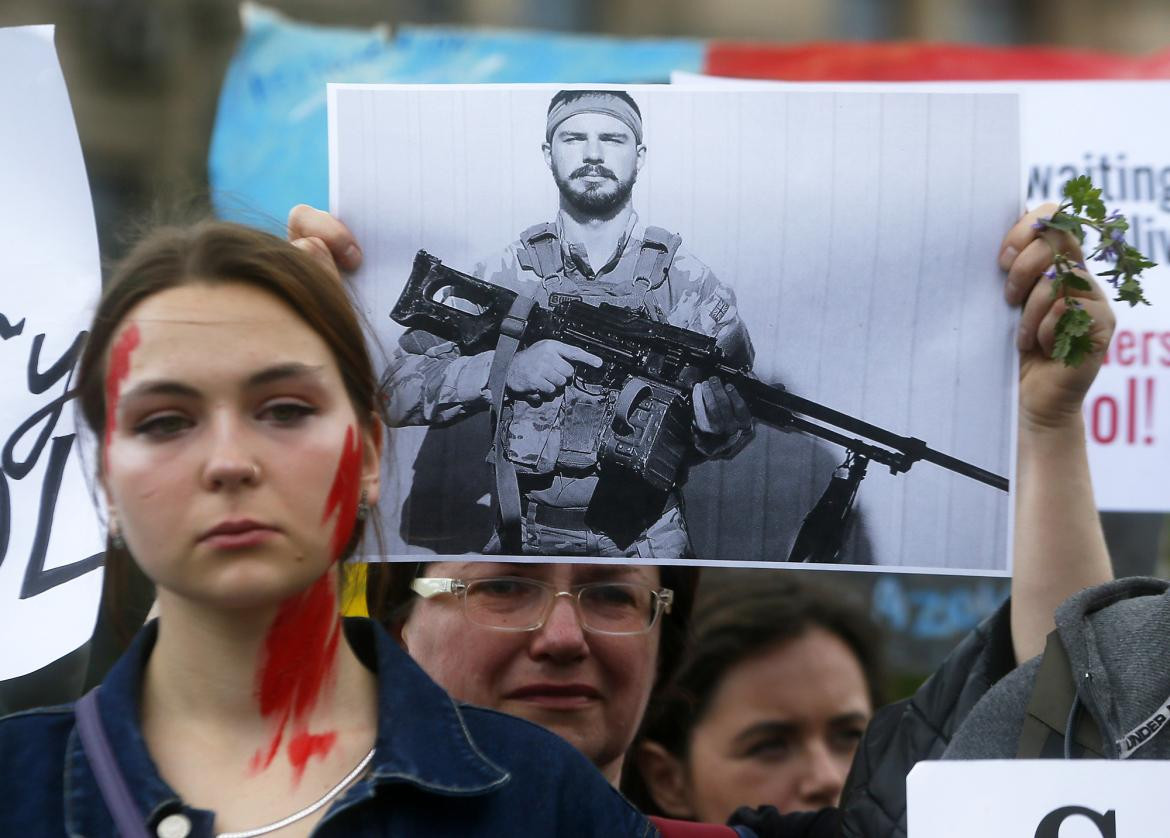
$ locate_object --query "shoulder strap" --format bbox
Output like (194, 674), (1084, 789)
(516, 222), (563, 279)
(75, 688), (153, 838)
(634, 226), (682, 289)
(633, 227), (683, 320)
(487, 295), (537, 552)
(1017, 629), (1106, 759)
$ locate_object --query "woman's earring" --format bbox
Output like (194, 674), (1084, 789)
(356, 488), (369, 521)
(109, 520), (126, 551)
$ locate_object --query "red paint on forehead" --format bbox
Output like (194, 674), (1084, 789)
(103, 323), (141, 473)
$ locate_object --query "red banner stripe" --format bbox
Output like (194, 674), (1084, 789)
(703, 40), (1170, 81)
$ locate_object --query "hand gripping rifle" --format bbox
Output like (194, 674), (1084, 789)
(390, 251), (1008, 560)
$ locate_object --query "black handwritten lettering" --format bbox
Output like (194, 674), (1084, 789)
(19, 434), (103, 599)
(28, 332), (85, 394)
(0, 470), (8, 569)
(3, 332), (85, 480)
(0, 313), (25, 341)
(2, 326), (100, 597)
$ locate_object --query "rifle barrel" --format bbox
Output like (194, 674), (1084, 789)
(725, 370), (1008, 492)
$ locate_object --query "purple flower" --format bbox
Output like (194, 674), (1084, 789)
(1095, 236), (1124, 263)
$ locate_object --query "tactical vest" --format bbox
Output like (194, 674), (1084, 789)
(499, 222), (683, 475)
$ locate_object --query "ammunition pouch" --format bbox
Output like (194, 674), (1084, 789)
(501, 397), (564, 474)
(554, 386), (609, 470)
(598, 378), (691, 493)
(501, 376), (691, 494)
(500, 386), (609, 475)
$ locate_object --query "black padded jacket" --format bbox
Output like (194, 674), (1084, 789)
(837, 601), (1017, 838)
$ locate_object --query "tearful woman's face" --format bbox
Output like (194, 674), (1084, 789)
(401, 561), (663, 784)
(101, 281), (379, 610)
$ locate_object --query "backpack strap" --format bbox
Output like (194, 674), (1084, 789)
(516, 222), (563, 279)
(1017, 629), (1106, 759)
(75, 688), (153, 838)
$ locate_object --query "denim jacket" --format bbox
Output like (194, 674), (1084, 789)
(0, 618), (655, 837)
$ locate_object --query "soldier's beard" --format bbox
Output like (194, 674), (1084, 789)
(554, 164), (636, 217)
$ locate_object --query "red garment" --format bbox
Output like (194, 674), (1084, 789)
(650, 816), (738, 837)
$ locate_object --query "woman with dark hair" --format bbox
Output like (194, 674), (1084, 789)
(0, 220), (651, 837)
(628, 578), (882, 821)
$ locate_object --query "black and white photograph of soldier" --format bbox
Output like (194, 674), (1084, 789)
(330, 84), (1020, 572)
(386, 90), (755, 559)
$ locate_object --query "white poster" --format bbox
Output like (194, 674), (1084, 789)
(909, 760), (1170, 836)
(676, 73), (1170, 513)
(0, 26), (105, 681)
(331, 84), (1019, 572)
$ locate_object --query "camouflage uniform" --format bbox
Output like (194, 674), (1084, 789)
(385, 211), (754, 557)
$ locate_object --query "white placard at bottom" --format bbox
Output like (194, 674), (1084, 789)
(908, 760), (1169, 837)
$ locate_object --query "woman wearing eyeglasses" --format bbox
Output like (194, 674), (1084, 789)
(395, 562), (682, 787)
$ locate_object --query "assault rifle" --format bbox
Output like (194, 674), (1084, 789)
(390, 251), (1008, 558)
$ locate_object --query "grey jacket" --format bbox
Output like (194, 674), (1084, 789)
(945, 576), (1170, 760)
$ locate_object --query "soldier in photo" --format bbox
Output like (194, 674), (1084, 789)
(383, 89), (755, 558)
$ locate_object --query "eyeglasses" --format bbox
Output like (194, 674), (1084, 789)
(411, 576), (673, 636)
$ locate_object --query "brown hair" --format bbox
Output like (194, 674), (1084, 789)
(622, 575), (884, 813)
(76, 220), (388, 632)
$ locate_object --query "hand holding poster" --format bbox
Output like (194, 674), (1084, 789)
(330, 84), (1020, 571)
(0, 26), (104, 686)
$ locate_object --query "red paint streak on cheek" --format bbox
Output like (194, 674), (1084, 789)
(103, 324), (141, 474)
(322, 425), (363, 564)
(250, 427), (366, 783)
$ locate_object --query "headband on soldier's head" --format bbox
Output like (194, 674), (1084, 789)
(545, 90), (644, 144)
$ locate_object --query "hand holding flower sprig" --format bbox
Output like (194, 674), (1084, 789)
(1034, 175), (1155, 366)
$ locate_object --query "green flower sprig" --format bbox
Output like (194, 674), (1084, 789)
(1035, 175), (1155, 367)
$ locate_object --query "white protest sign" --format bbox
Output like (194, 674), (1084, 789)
(0, 26), (104, 681)
(908, 760), (1170, 837)
(673, 72), (1170, 512)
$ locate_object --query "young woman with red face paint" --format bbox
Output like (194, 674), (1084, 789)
(0, 221), (653, 838)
